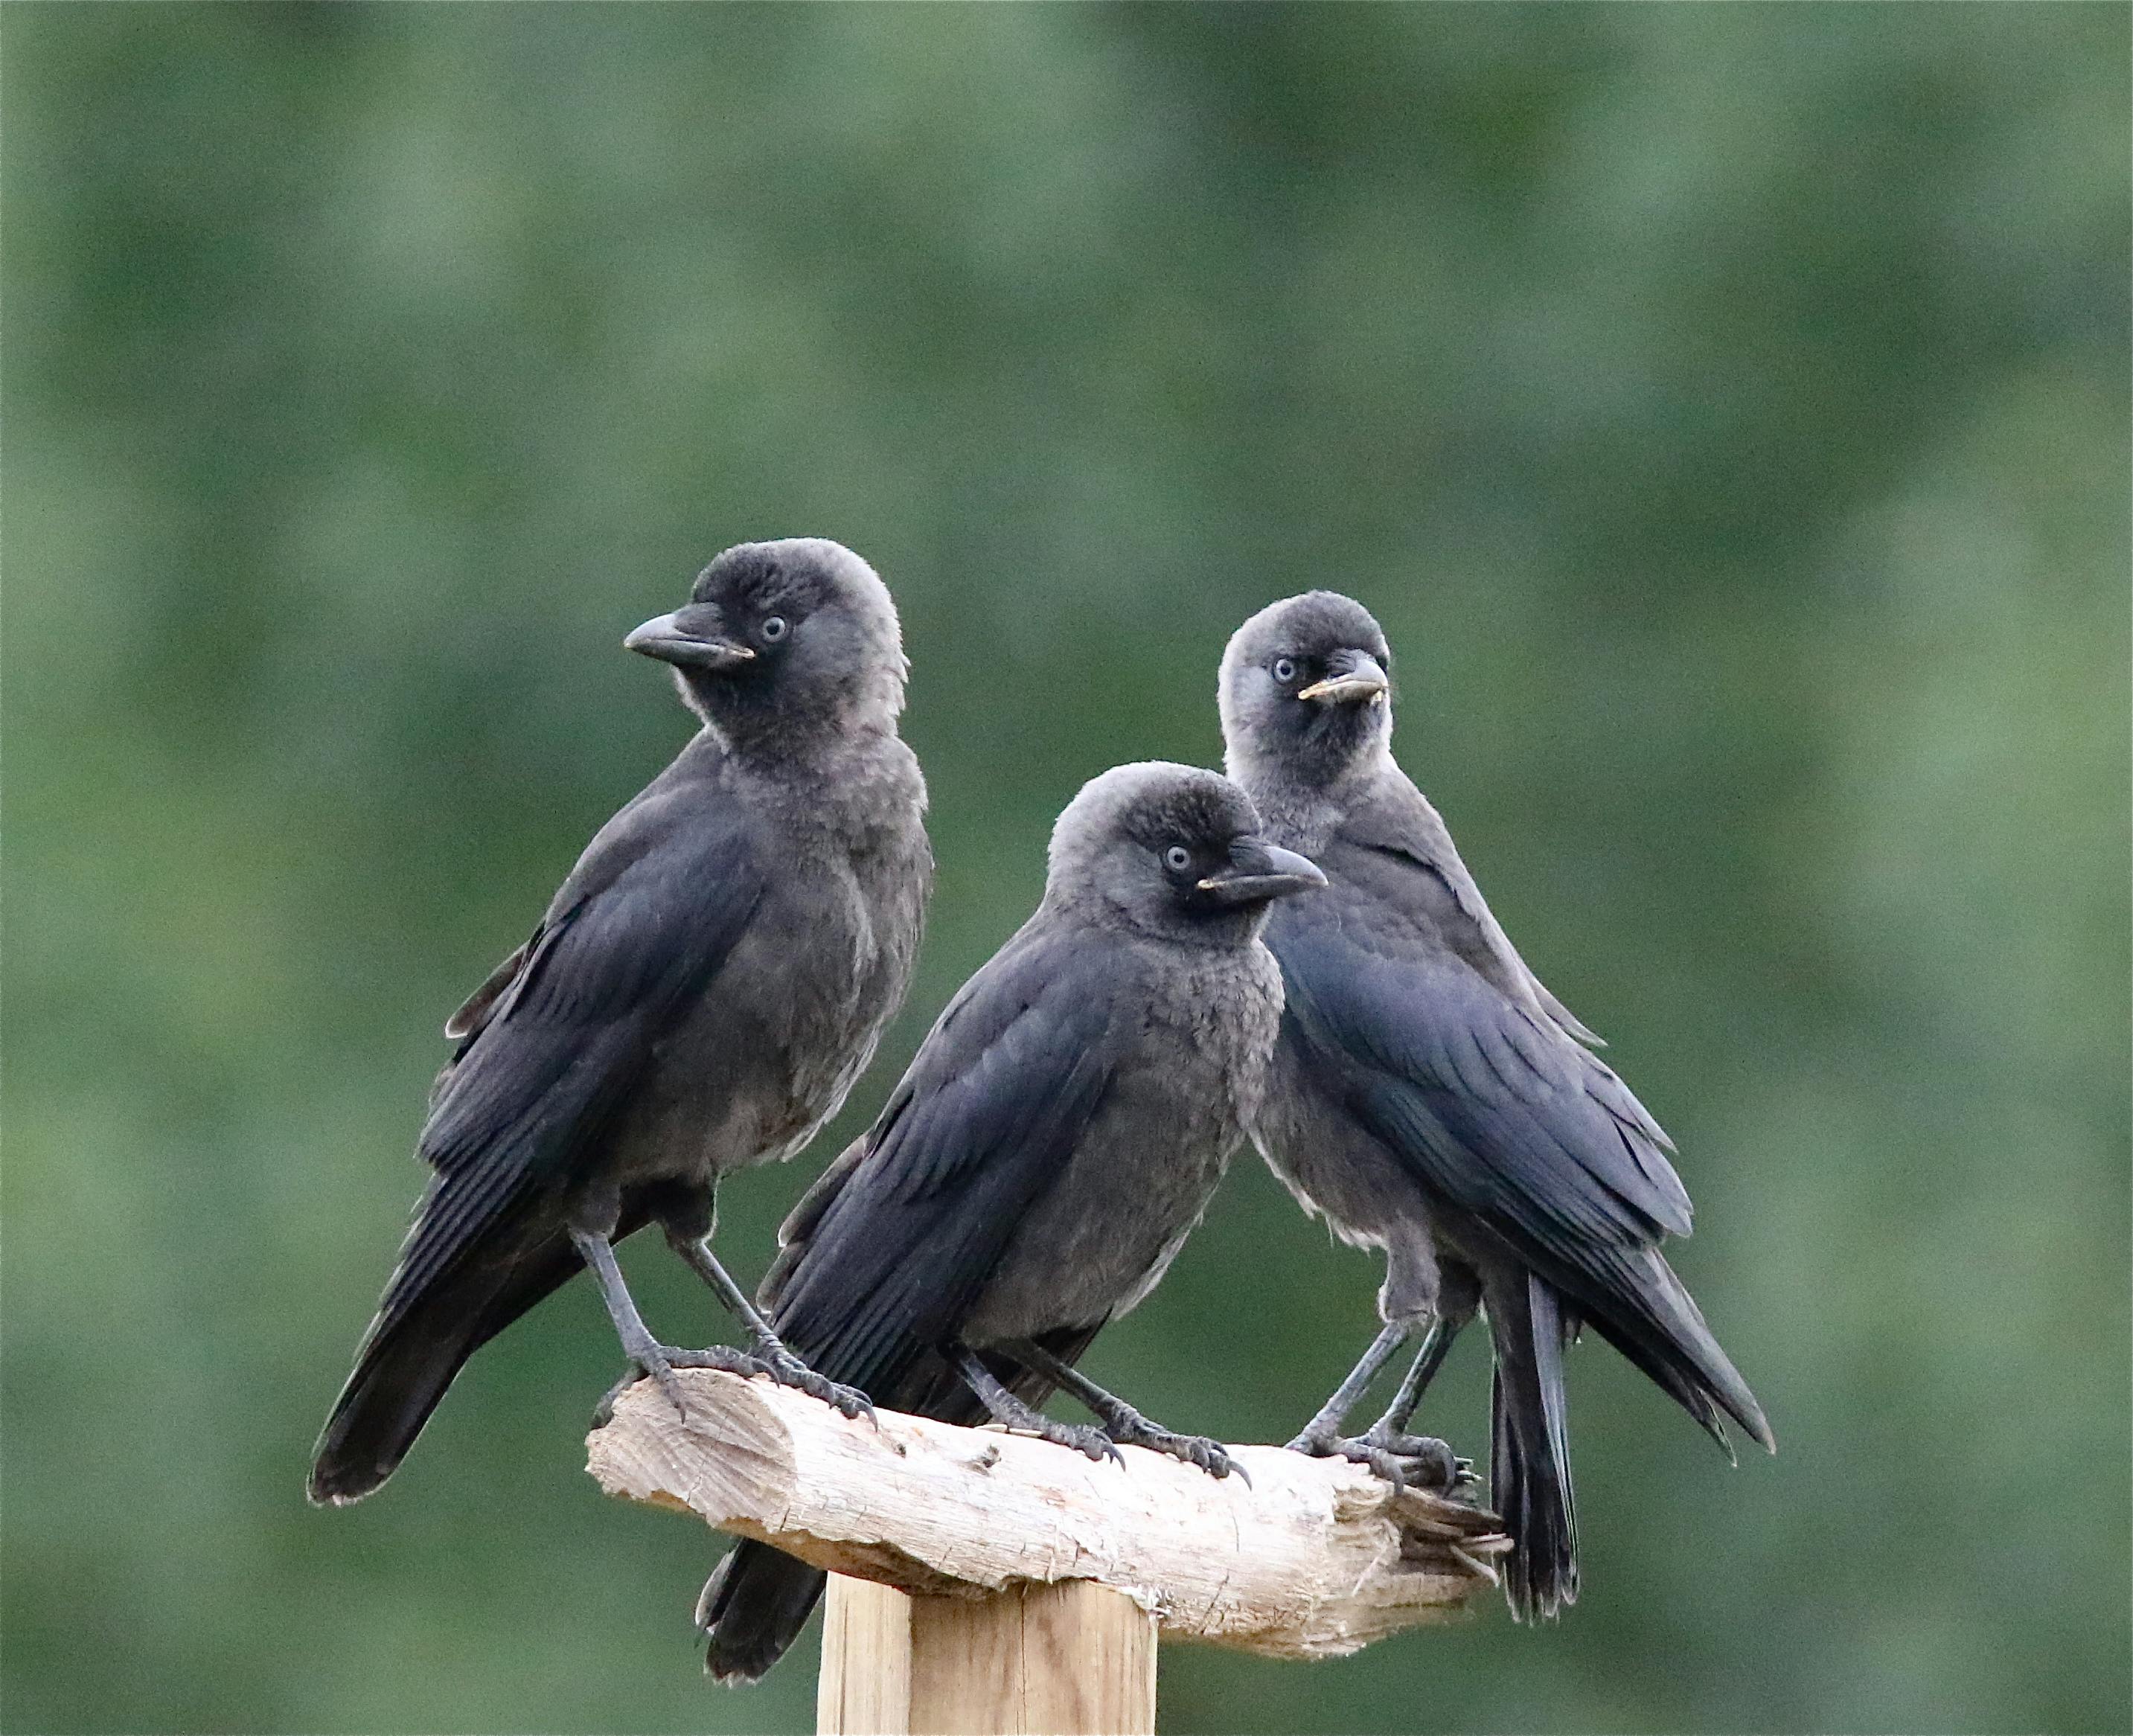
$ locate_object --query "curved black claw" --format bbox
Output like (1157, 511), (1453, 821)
(1107, 1425), (1245, 1484)
(1287, 1423), (1454, 1496)
(1005, 1415), (1124, 1467)
(1362, 1426), (1471, 1493)
(1322, 1433), (1459, 1501)
(752, 1346), (877, 1426)
(1059, 1421), (1128, 1467)
(1341, 1437), (1416, 1493)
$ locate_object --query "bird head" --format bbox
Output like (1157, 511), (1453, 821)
(1218, 590), (1394, 788)
(1045, 762), (1325, 945)
(626, 539), (907, 749)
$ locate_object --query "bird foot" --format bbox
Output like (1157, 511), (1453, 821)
(1285, 1422), (1460, 1495)
(739, 1341), (876, 1425)
(1078, 1399), (1243, 1482)
(1107, 1420), (1245, 1483)
(590, 1342), (766, 1428)
(988, 1413), (1125, 1467)
(1359, 1424), (1470, 1493)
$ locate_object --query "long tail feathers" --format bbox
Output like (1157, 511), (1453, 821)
(1589, 1247), (1776, 1460)
(308, 1230), (582, 1505)
(698, 1542), (829, 1686)
(1488, 1272), (1579, 1621)
(1488, 1250), (1772, 1619)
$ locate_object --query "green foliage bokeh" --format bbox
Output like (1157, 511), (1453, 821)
(4, 6), (2127, 1732)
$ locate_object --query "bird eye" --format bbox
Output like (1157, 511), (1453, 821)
(1272, 657), (1297, 685)
(761, 615), (788, 642)
(1163, 845), (1192, 874)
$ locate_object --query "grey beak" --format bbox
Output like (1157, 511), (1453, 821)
(624, 607), (758, 672)
(1198, 839), (1328, 906)
(1297, 650), (1389, 706)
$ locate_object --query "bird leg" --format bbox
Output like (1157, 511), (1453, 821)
(1286, 1319), (1459, 1493)
(1287, 1319), (1408, 1452)
(664, 1229), (874, 1422)
(1372, 1315), (1459, 1435)
(1004, 1339), (1243, 1482)
(1351, 1318), (1468, 1490)
(953, 1347), (1122, 1467)
(570, 1229), (769, 1424)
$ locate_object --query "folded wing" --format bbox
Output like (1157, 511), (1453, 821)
(1271, 842), (1769, 1452)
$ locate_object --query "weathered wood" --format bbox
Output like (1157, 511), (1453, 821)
(586, 1368), (1507, 1662)
(994, 1580), (1154, 1735)
(818, 1576), (912, 1735)
(819, 1578), (1156, 1736)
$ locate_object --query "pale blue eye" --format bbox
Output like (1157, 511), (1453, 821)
(1272, 657), (1297, 685)
(761, 615), (788, 642)
(1165, 845), (1192, 873)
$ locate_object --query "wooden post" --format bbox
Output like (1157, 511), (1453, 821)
(817, 1576), (1156, 1736)
(588, 1369), (1508, 1729)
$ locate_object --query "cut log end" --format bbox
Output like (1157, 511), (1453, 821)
(586, 1368), (1508, 1661)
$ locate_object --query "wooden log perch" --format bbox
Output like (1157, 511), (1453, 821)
(586, 1369), (1509, 1662)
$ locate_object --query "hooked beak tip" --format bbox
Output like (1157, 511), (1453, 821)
(1198, 842), (1327, 905)
(1296, 652), (1390, 707)
(624, 612), (757, 670)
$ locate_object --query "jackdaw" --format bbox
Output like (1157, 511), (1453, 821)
(1218, 591), (1772, 1618)
(309, 538), (933, 1505)
(694, 761), (1325, 1682)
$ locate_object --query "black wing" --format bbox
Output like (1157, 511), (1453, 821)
(765, 917), (1125, 1400)
(1344, 780), (1605, 1046)
(442, 941), (528, 1043)
(1270, 839), (1769, 1449)
(374, 777), (767, 1336)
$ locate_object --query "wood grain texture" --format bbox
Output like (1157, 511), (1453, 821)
(818, 1578), (1154, 1736)
(587, 1368), (1508, 1662)
(818, 1576), (912, 1735)
(1004, 1581), (1155, 1735)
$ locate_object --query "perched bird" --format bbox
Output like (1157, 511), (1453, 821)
(309, 539), (933, 1506)
(1218, 591), (1772, 1619)
(697, 761), (1325, 1682)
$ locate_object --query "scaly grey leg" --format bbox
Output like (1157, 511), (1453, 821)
(666, 1229), (873, 1421)
(1006, 1339), (1241, 1482)
(953, 1346), (1122, 1467)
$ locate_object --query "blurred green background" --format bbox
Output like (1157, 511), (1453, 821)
(5, 6), (2127, 1732)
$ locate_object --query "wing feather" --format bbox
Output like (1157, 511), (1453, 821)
(1270, 845), (1693, 1288)
(766, 921), (1123, 1398)
(373, 786), (764, 1336)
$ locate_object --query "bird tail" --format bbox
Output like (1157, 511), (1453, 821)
(1588, 1246), (1775, 1460)
(697, 1343), (1043, 1681)
(308, 1228), (581, 1505)
(698, 1543), (829, 1686)
(1487, 1270), (1579, 1621)
(698, 1353), (976, 1682)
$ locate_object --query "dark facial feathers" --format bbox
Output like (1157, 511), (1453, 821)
(1043, 760), (1324, 941)
(1220, 592), (1396, 787)
(631, 537), (908, 749)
